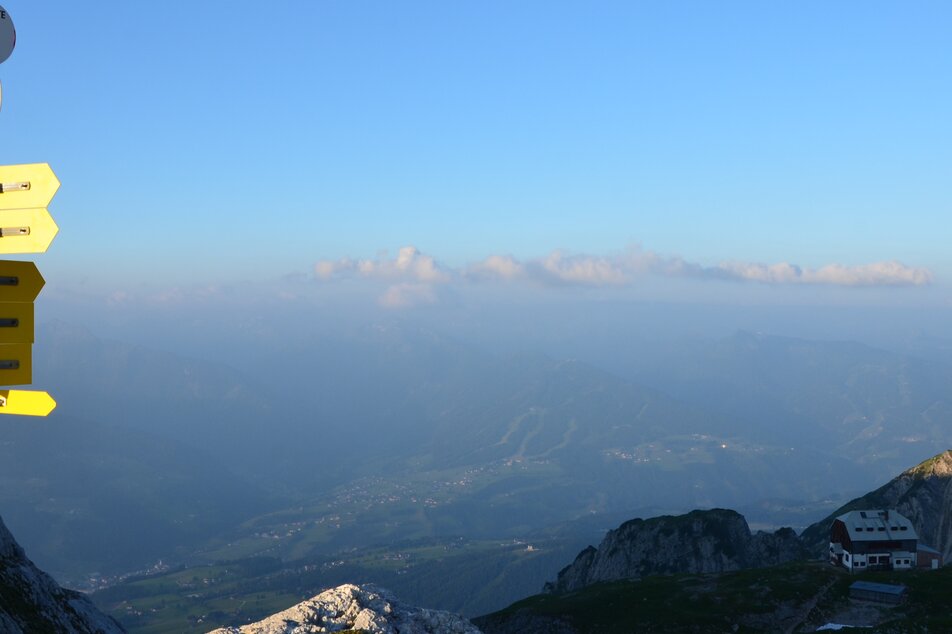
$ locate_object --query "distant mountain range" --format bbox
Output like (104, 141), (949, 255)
(625, 330), (952, 474)
(7, 321), (952, 624)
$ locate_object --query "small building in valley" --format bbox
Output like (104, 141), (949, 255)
(829, 510), (917, 572)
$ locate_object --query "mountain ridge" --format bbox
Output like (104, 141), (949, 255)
(543, 508), (805, 593)
(800, 449), (952, 561)
(0, 513), (124, 634)
(206, 583), (481, 634)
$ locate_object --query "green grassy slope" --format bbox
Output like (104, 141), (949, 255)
(474, 562), (952, 633)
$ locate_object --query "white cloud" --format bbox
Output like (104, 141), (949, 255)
(715, 260), (932, 286)
(313, 245), (933, 308)
(315, 258), (352, 279)
(535, 251), (628, 286)
(616, 246), (708, 279)
(805, 261), (933, 286)
(715, 261), (805, 284)
(315, 246), (450, 283)
(466, 254), (526, 281)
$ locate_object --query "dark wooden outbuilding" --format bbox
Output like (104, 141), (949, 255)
(849, 581), (907, 604)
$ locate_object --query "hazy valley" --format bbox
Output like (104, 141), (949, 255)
(3, 314), (952, 631)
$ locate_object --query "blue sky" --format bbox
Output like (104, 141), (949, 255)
(1, 1), (949, 306)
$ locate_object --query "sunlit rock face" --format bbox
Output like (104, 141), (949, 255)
(0, 514), (125, 634)
(208, 583), (482, 634)
(801, 449), (952, 562)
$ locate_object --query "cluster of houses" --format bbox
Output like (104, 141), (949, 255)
(828, 509), (943, 572)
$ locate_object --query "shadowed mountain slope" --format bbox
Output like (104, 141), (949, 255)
(0, 514), (124, 634)
(544, 508), (804, 594)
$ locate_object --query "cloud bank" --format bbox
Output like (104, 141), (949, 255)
(314, 245), (933, 307)
(315, 246), (450, 283)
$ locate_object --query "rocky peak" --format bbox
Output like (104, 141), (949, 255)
(908, 450), (952, 478)
(0, 514), (125, 633)
(207, 583), (482, 634)
(801, 449), (952, 562)
(545, 508), (805, 593)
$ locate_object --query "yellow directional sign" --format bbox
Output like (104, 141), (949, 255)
(0, 260), (45, 302)
(0, 260), (46, 406)
(0, 303), (32, 344)
(0, 208), (59, 253)
(0, 163), (60, 210)
(0, 342), (30, 385)
(0, 390), (56, 416)
(0, 164), (60, 254)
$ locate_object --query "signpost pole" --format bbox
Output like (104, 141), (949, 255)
(0, 7), (58, 416)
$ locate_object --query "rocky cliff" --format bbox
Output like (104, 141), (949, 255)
(207, 583), (481, 634)
(0, 513), (125, 633)
(545, 508), (805, 593)
(801, 449), (952, 560)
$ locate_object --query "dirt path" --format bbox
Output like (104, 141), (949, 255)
(785, 578), (837, 634)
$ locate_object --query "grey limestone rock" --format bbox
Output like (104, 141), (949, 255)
(801, 449), (952, 562)
(545, 508), (805, 593)
(0, 513), (125, 634)
(207, 583), (482, 634)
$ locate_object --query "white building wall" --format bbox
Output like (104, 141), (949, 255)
(850, 552), (867, 570)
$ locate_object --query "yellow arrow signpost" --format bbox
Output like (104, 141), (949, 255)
(0, 390), (56, 416)
(0, 163), (59, 416)
(0, 163), (61, 208)
(0, 163), (60, 253)
(0, 259), (45, 303)
(0, 208), (59, 253)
